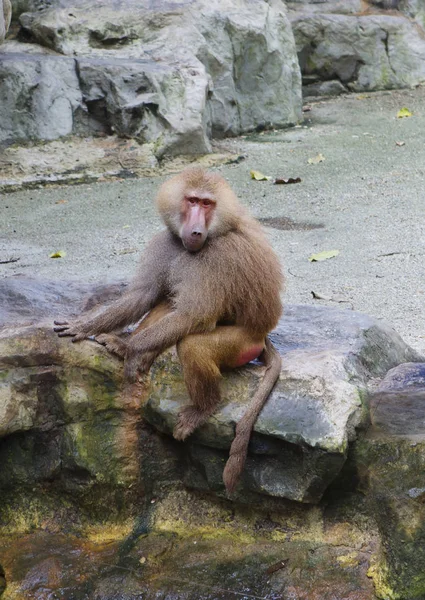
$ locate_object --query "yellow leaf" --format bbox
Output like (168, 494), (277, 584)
(307, 153), (325, 165)
(397, 107), (412, 118)
(250, 170), (271, 181)
(49, 251), (66, 259)
(309, 250), (340, 262)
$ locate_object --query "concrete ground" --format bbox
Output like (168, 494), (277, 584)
(1, 86), (424, 354)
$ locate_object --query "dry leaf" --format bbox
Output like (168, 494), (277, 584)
(309, 250), (339, 262)
(55, 200), (68, 205)
(250, 170), (271, 181)
(274, 177), (302, 185)
(49, 251), (66, 259)
(266, 559), (289, 575)
(307, 153), (325, 165)
(397, 107), (412, 118)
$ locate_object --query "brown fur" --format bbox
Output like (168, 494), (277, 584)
(54, 168), (284, 493)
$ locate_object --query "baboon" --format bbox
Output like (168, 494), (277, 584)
(55, 168), (284, 492)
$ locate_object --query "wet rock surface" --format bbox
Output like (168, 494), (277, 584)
(0, 504), (378, 600)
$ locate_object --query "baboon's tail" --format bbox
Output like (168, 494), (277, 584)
(222, 337), (281, 494)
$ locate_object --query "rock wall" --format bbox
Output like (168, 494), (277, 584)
(0, 0), (11, 43)
(2, 0), (425, 150)
(287, 0), (425, 95)
(0, 0), (302, 154)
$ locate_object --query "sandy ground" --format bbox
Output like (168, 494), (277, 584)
(1, 87), (425, 354)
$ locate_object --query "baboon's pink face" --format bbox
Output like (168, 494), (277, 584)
(180, 193), (216, 252)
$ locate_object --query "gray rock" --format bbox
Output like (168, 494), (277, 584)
(303, 79), (348, 97)
(0, 53), (82, 145)
(184, 442), (344, 503)
(145, 304), (422, 502)
(286, 0), (363, 13)
(355, 431), (425, 598)
(0, 276), (126, 327)
(0, 0), (302, 151)
(290, 10), (425, 93)
(1, 278), (422, 505)
(370, 362), (425, 435)
(75, 58), (211, 156)
(0, 0), (11, 43)
(0, 49), (211, 153)
(10, 0), (49, 19)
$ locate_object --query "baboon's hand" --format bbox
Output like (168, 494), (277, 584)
(95, 334), (128, 359)
(53, 320), (93, 342)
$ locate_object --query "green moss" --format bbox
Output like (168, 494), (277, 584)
(367, 557), (397, 600)
(152, 134), (165, 157)
(61, 366), (122, 418)
(367, 551), (425, 600)
(63, 414), (126, 484)
(0, 491), (72, 534)
(353, 434), (425, 598)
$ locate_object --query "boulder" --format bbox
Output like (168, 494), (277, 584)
(145, 303), (421, 502)
(0, 52), (82, 143)
(1, 278), (421, 506)
(370, 362), (425, 435)
(351, 362), (425, 599)
(288, 4), (425, 94)
(355, 425), (425, 598)
(0, 0), (11, 44)
(0, 0), (302, 151)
